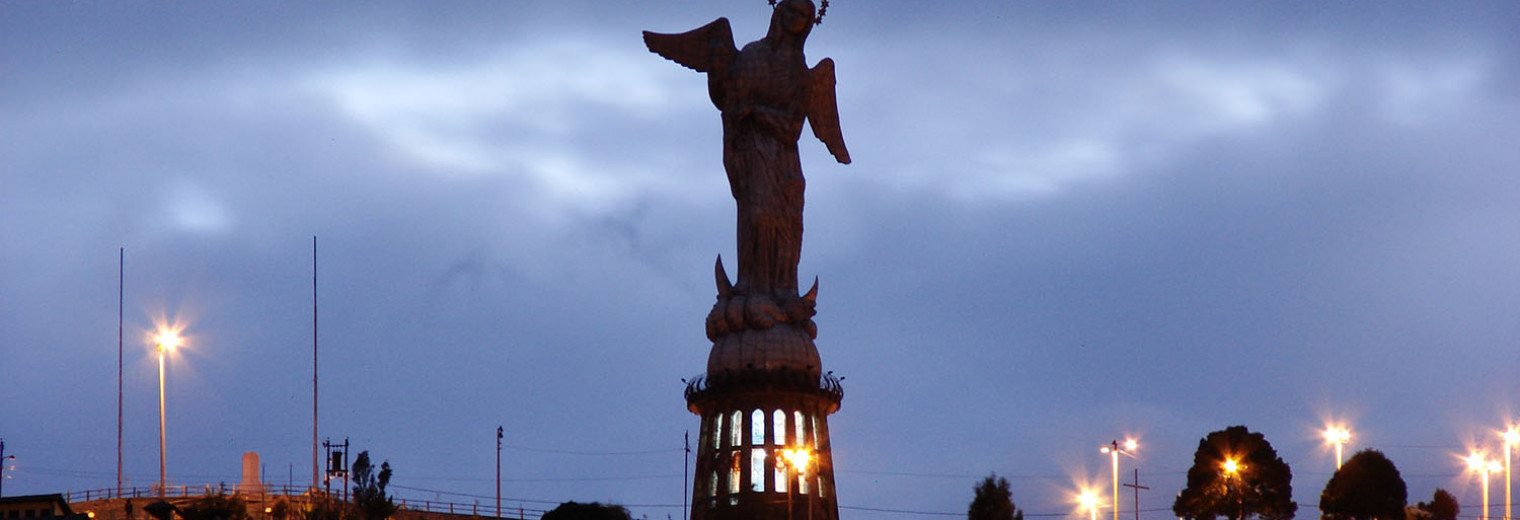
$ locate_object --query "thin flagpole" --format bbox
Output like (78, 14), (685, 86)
(312, 236), (320, 490)
(117, 247), (124, 497)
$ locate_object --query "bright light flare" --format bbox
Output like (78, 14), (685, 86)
(780, 447), (812, 473)
(1123, 439), (1138, 452)
(1324, 426), (1351, 444)
(1222, 458), (1240, 475)
(154, 331), (183, 352)
(1502, 428), (1520, 446)
(1078, 490), (1100, 510)
(1470, 453), (1494, 472)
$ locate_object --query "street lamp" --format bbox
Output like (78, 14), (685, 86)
(154, 329), (182, 498)
(779, 447), (813, 520)
(1503, 428), (1519, 520)
(1324, 426), (1351, 471)
(1100, 439), (1137, 520)
(1469, 452), (1502, 520)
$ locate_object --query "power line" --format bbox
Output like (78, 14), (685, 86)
(500, 444), (684, 457)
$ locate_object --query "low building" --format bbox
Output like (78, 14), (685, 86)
(1, 494), (89, 520)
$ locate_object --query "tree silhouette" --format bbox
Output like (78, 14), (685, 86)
(178, 493), (247, 520)
(1320, 449), (1407, 520)
(1413, 489), (1459, 520)
(351, 451), (396, 520)
(969, 474), (1025, 520)
(541, 502), (632, 520)
(1173, 425), (1298, 520)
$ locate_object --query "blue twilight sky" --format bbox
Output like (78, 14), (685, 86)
(3, 2), (1519, 519)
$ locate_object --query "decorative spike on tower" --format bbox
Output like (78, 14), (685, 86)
(644, 1), (849, 519)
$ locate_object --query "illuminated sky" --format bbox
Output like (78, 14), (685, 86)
(3, 2), (1519, 519)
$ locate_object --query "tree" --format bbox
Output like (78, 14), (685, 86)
(351, 451), (397, 520)
(178, 493), (248, 520)
(1320, 449), (1407, 520)
(541, 502), (632, 520)
(301, 491), (344, 520)
(969, 474), (1025, 520)
(1413, 489), (1459, 520)
(1173, 425), (1298, 520)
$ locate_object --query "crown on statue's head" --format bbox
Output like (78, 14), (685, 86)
(768, 0), (831, 25)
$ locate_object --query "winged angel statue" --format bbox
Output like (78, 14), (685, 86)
(644, 0), (850, 318)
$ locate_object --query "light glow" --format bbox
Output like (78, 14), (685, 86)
(780, 447), (812, 473)
(155, 331), (182, 352)
(1222, 459), (1240, 475)
(1078, 490), (1100, 510)
(1470, 453), (1494, 472)
(1324, 426), (1351, 444)
(1324, 425), (1351, 470)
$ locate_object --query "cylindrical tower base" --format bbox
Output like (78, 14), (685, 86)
(686, 368), (843, 520)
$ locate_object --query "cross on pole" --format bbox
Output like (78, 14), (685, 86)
(1122, 468), (1149, 520)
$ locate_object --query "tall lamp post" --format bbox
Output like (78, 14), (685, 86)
(154, 330), (182, 498)
(1503, 428), (1519, 520)
(1100, 439), (1138, 520)
(1469, 452), (1502, 520)
(1324, 427), (1351, 471)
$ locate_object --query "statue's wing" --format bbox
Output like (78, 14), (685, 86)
(807, 58), (851, 165)
(642, 18), (737, 73)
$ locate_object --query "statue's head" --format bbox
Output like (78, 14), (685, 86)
(766, 0), (815, 44)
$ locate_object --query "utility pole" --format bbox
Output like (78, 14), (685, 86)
(1, 439), (11, 497)
(323, 437), (349, 499)
(496, 426), (503, 519)
(1122, 468), (1148, 520)
(683, 431), (690, 520)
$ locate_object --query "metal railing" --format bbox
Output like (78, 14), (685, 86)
(60, 484), (537, 520)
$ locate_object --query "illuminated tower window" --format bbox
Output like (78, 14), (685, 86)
(728, 452), (741, 495)
(773, 410), (787, 445)
(729, 411), (742, 447)
(750, 409), (765, 446)
(712, 413), (723, 450)
(750, 448), (766, 492)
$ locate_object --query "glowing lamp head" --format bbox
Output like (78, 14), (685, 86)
(780, 448), (812, 472)
(1078, 490), (1100, 510)
(1123, 439), (1138, 452)
(1503, 428), (1520, 445)
(155, 331), (182, 352)
(1324, 426), (1350, 444)
(1222, 459), (1240, 475)
(1467, 453), (1489, 471)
